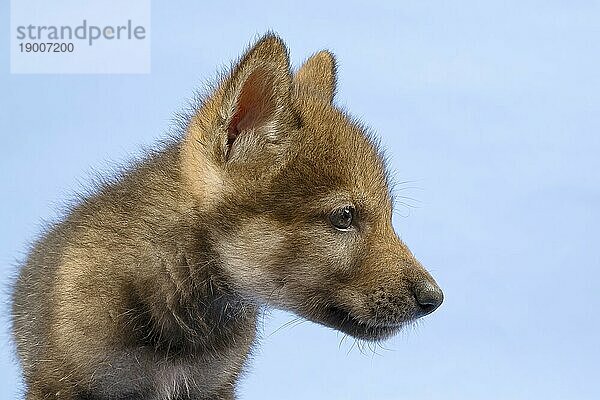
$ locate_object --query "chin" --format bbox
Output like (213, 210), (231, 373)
(306, 303), (410, 342)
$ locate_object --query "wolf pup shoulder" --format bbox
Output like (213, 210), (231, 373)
(12, 34), (443, 400)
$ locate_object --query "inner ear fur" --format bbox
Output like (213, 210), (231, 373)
(222, 63), (291, 161)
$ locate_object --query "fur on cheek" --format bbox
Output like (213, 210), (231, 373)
(215, 217), (288, 305)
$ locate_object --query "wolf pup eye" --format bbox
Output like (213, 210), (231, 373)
(330, 206), (355, 231)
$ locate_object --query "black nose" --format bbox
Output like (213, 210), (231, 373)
(413, 282), (444, 316)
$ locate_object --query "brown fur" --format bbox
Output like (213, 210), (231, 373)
(11, 34), (443, 400)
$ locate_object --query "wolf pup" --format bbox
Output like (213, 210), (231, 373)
(12, 34), (443, 399)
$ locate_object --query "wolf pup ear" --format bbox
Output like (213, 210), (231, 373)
(185, 33), (295, 165)
(294, 50), (337, 104)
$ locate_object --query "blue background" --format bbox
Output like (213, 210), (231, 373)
(1, 1), (599, 399)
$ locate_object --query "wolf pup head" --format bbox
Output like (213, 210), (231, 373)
(181, 34), (443, 341)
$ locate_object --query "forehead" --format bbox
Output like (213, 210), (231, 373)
(285, 101), (392, 211)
